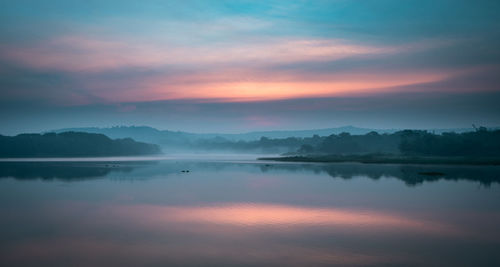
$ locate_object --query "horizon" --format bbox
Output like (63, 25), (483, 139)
(3, 124), (497, 137)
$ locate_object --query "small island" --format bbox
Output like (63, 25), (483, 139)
(0, 132), (161, 157)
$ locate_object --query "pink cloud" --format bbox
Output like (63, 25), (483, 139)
(107, 67), (457, 103)
(0, 35), (423, 72)
(0, 33), (467, 105)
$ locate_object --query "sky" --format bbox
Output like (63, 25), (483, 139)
(1, 0), (499, 135)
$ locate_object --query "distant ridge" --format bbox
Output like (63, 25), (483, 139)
(48, 125), (481, 146)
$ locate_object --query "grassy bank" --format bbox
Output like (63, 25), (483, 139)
(259, 154), (500, 165)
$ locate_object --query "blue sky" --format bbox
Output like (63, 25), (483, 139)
(1, 0), (499, 134)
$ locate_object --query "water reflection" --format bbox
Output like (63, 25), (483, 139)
(260, 163), (500, 187)
(1, 160), (500, 187)
(0, 158), (499, 266)
(0, 161), (155, 181)
(1, 200), (497, 267)
(110, 203), (458, 234)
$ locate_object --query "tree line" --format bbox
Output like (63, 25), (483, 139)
(2, 128), (498, 157)
(0, 132), (161, 157)
(193, 128), (500, 156)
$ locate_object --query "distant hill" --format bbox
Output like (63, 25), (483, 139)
(50, 125), (479, 146)
(0, 132), (161, 157)
(51, 126), (194, 144)
(220, 126), (398, 140)
(238, 126), (485, 138)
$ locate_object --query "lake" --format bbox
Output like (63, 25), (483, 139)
(1, 156), (499, 266)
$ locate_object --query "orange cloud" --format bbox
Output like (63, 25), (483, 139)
(109, 69), (455, 103)
(0, 34), (461, 104)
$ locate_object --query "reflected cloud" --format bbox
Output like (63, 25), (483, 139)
(113, 203), (457, 235)
(0, 202), (463, 266)
(1, 237), (401, 267)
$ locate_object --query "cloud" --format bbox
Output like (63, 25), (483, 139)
(1, 0), (499, 133)
(0, 27), (460, 104)
(0, 35), (402, 72)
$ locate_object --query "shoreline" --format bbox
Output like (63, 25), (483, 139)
(258, 155), (500, 166)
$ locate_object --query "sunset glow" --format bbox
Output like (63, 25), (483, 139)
(1, 0), (499, 133)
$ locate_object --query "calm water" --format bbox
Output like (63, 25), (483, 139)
(1, 157), (500, 267)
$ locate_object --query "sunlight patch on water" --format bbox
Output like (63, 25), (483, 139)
(108, 203), (458, 235)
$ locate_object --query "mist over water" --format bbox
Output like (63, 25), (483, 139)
(1, 156), (499, 266)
